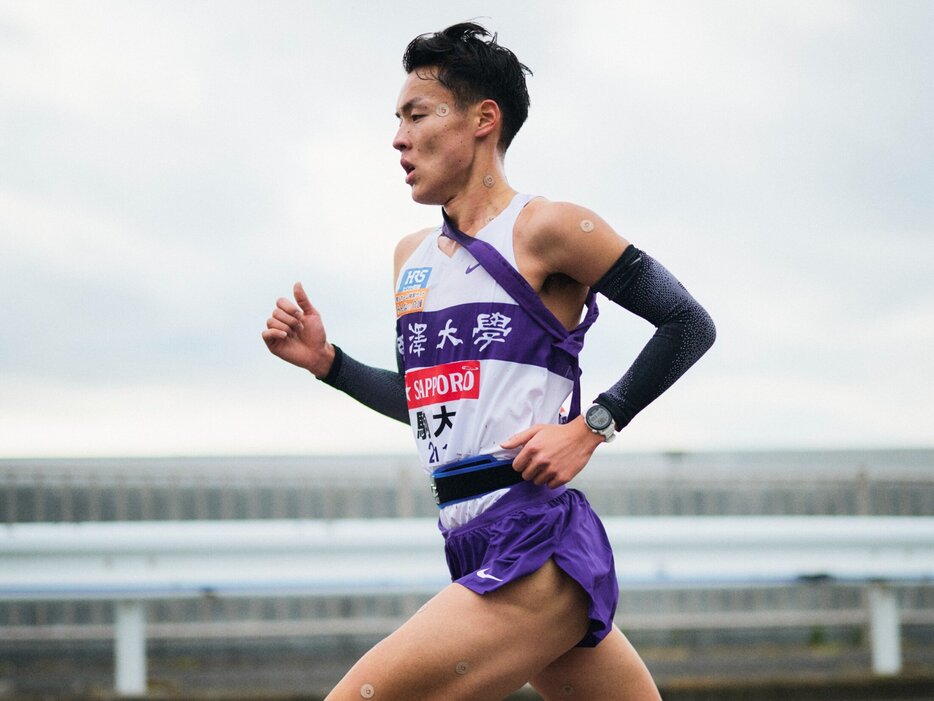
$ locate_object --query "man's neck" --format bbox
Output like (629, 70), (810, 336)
(442, 179), (518, 236)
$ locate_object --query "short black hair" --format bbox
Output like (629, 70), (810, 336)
(402, 22), (532, 152)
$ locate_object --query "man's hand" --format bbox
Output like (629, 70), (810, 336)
(262, 282), (335, 378)
(501, 417), (605, 489)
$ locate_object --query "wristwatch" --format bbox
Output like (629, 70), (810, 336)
(584, 403), (617, 443)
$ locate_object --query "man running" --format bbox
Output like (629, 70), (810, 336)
(263, 22), (715, 700)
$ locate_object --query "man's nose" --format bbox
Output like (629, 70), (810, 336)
(392, 126), (409, 151)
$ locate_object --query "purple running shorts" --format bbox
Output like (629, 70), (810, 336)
(439, 480), (618, 647)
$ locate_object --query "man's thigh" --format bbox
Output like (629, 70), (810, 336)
(325, 559), (590, 701)
(530, 625), (661, 701)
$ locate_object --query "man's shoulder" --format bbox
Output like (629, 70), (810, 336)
(397, 225), (435, 248)
(517, 197), (629, 284)
(519, 198), (600, 244)
(393, 226), (436, 275)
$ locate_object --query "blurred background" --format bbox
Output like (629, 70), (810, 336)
(1, 0), (932, 698)
(2, 452), (933, 699)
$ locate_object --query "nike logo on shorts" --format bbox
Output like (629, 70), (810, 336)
(476, 568), (503, 581)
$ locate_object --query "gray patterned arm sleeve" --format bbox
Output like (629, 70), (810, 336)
(591, 245), (716, 430)
(321, 345), (410, 424)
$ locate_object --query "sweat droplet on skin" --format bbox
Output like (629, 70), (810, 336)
(436, 103), (450, 117)
(580, 219), (595, 233)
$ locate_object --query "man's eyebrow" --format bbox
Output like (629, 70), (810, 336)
(395, 97), (429, 118)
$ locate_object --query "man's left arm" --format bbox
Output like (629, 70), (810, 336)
(504, 202), (716, 487)
(588, 243), (717, 431)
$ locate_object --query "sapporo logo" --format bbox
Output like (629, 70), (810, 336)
(396, 266), (431, 317)
(405, 360), (480, 409)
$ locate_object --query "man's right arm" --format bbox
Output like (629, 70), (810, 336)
(320, 344), (409, 423)
(262, 281), (409, 424)
(262, 229), (434, 425)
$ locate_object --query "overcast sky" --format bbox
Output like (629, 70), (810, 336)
(1, 1), (931, 458)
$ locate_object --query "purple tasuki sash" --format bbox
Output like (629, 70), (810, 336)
(441, 210), (599, 420)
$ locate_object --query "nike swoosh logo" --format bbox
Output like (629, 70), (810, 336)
(476, 568), (503, 582)
(465, 263), (481, 274)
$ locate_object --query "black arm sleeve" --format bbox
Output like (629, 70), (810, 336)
(591, 245), (716, 430)
(321, 345), (410, 424)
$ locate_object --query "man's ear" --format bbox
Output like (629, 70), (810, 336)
(474, 99), (501, 140)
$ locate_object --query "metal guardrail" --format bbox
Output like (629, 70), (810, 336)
(3, 451), (933, 521)
(2, 516), (933, 695)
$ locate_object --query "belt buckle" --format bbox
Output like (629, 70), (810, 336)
(429, 476), (440, 505)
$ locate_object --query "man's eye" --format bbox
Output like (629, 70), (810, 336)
(411, 114), (425, 121)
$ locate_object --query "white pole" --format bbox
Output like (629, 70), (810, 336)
(868, 583), (902, 675)
(114, 600), (147, 695)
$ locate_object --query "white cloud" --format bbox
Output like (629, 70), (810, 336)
(0, 1), (930, 456)
(0, 2), (204, 123)
(2, 190), (213, 301)
(0, 376), (415, 458)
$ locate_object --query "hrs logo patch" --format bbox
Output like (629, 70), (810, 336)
(396, 266), (432, 317)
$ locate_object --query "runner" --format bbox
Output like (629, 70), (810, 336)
(263, 22), (715, 700)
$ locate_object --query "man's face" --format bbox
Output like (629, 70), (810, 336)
(393, 70), (474, 205)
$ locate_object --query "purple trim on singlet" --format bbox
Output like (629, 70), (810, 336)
(441, 211), (600, 419)
(397, 302), (577, 379)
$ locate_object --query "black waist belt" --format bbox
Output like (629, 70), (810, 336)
(430, 455), (524, 508)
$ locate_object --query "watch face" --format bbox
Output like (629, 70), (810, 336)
(586, 405), (613, 431)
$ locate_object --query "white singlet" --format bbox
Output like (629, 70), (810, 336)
(394, 193), (597, 528)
